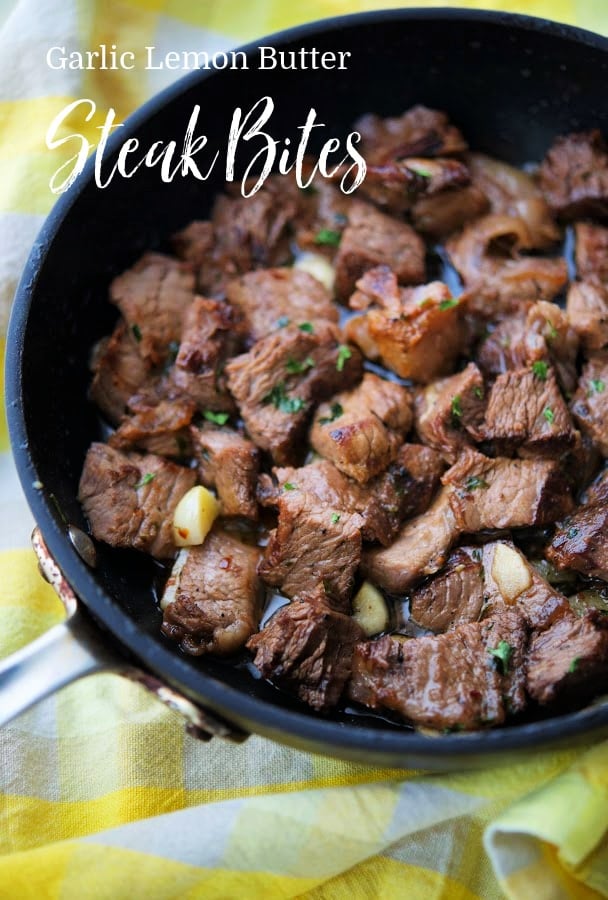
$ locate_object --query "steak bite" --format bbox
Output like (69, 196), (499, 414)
(356, 104), (467, 164)
(360, 155), (471, 218)
(547, 476), (608, 582)
(161, 530), (263, 656)
(526, 610), (608, 705)
(89, 321), (151, 425)
(109, 391), (195, 458)
(78, 442), (196, 559)
(539, 130), (608, 220)
(409, 546), (486, 633)
(446, 214), (567, 318)
(570, 355), (608, 456)
(348, 608), (528, 730)
(169, 296), (243, 412)
(310, 373), (413, 483)
(345, 267), (468, 383)
(257, 489), (364, 609)
(575, 222), (608, 281)
(363, 489), (460, 594)
(191, 425), (260, 520)
(412, 183), (489, 238)
(567, 281), (608, 353)
(226, 321), (362, 465)
(414, 362), (486, 463)
(482, 366), (576, 458)
(334, 201), (426, 300)
(247, 595), (364, 712)
(109, 253), (196, 366)
(225, 268), (338, 343)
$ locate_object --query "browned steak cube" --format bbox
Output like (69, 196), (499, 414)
(169, 296), (243, 412)
(446, 214), (567, 318)
(109, 392), (195, 458)
(225, 268), (337, 343)
(346, 268), (467, 383)
(257, 490), (364, 608)
(575, 222), (608, 281)
(482, 367), (575, 458)
(356, 105), (467, 164)
(409, 546), (486, 633)
(348, 608), (528, 730)
(334, 202), (425, 300)
(362, 489), (460, 594)
(539, 130), (608, 220)
(360, 155), (470, 218)
(571, 355), (608, 455)
(548, 501), (608, 583)
(375, 443), (446, 527)
(191, 425), (260, 520)
(247, 596), (364, 712)
(109, 253), (196, 366)
(310, 373), (413, 483)
(89, 321), (151, 425)
(161, 530), (263, 656)
(78, 443), (196, 559)
(443, 450), (573, 531)
(526, 610), (608, 705)
(414, 363), (486, 463)
(567, 281), (608, 354)
(412, 183), (489, 238)
(171, 220), (233, 297)
(226, 320), (362, 465)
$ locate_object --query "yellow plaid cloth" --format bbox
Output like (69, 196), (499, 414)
(1, 1), (608, 897)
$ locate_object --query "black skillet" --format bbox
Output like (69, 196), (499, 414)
(5, 8), (608, 768)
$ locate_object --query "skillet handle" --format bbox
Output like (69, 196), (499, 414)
(0, 528), (247, 743)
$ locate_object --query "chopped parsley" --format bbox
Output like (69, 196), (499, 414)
(286, 356), (315, 375)
(298, 322), (314, 333)
(331, 512), (341, 524)
(276, 315), (290, 329)
(408, 163), (432, 178)
(131, 323), (142, 342)
(451, 394), (463, 420)
(438, 297), (459, 311)
(465, 476), (489, 491)
(203, 410), (230, 426)
(488, 640), (513, 675)
(543, 407), (555, 425)
(314, 228), (342, 247)
(568, 656), (580, 674)
(545, 320), (558, 341)
(134, 472), (155, 490)
(283, 482), (297, 491)
(589, 379), (605, 395)
(263, 383), (306, 414)
(532, 360), (549, 380)
(319, 402), (344, 425)
(474, 386), (484, 400)
(567, 526), (579, 539)
(336, 345), (352, 372)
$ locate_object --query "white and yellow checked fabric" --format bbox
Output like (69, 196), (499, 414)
(1, 2), (608, 898)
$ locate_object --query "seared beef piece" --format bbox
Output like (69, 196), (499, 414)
(89, 321), (151, 425)
(360, 156), (470, 217)
(476, 315), (528, 377)
(363, 489), (460, 594)
(310, 373), (413, 483)
(257, 489), (364, 609)
(191, 425), (260, 520)
(226, 321), (362, 465)
(539, 130), (608, 220)
(446, 214), (568, 318)
(346, 268), (468, 383)
(575, 222), (608, 281)
(212, 184), (298, 270)
(294, 179), (352, 254)
(161, 530), (263, 656)
(348, 608), (528, 730)
(526, 610), (608, 705)
(334, 202), (426, 300)
(109, 253), (196, 366)
(467, 152), (560, 249)
(170, 220), (232, 297)
(169, 296), (243, 412)
(409, 546), (485, 633)
(412, 183), (489, 238)
(225, 268), (337, 343)
(547, 476), (608, 581)
(260, 444), (443, 547)
(414, 363), (486, 463)
(356, 105), (467, 165)
(78, 443), (196, 559)
(443, 450), (573, 531)
(570, 355), (608, 455)
(482, 367), (576, 458)
(247, 595), (364, 712)
(109, 391), (195, 458)
(567, 281), (608, 353)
